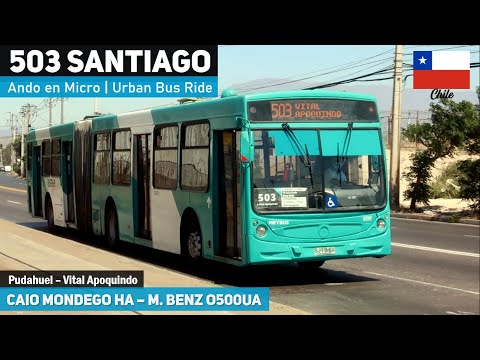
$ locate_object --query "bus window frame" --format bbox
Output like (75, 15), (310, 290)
(27, 142), (32, 171)
(179, 120), (210, 193)
(51, 138), (61, 177)
(41, 139), (51, 177)
(153, 123), (179, 190)
(111, 128), (132, 187)
(93, 131), (111, 185)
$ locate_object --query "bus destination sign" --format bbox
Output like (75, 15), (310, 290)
(248, 99), (378, 122)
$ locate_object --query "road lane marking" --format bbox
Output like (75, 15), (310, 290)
(392, 217), (479, 227)
(365, 271), (479, 295)
(7, 200), (23, 205)
(392, 242), (479, 258)
(0, 185), (27, 193)
(464, 235), (479, 238)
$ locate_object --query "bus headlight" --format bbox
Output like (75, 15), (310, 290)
(377, 219), (386, 230)
(256, 225), (267, 237)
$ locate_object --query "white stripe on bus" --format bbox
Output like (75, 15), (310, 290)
(117, 109), (154, 128)
(151, 190), (181, 254)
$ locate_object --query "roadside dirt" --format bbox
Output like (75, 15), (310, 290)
(387, 147), (479, 220)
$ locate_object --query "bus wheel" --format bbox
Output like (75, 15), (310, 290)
(106, 207), (119, 249)
(46, 197), (55, 233)
(298, 261), (325, 270)
(184, 222), (202, 260)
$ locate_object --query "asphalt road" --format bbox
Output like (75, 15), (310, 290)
(0, 171), (478, 315)
(0, 172), (44, 227)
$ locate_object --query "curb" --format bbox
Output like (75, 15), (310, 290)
(391, 212), (480, 225)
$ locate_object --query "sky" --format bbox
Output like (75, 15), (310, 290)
(1, 45), (478, 136)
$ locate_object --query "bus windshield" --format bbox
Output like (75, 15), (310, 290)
(252, 129), (386, 213)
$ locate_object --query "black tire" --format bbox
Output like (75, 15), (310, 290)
(182, 219), (202, 260)
(105, 207), (119, 249)
(46, 197), (55, 233)
(298, 261), (325, 270)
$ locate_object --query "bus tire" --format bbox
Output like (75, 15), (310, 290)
(182, 219), (202, 260)
(106, 206), (119, 249)
(46, 197), (55, 233)
(298, 261), (325, 270)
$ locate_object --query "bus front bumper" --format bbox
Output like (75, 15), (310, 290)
(246, 231), (391, 265)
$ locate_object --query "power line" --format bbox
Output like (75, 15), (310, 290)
(234, 56), (395, 92)
(404, 45), (475, 56)
(302, 66), (394, 90)
(233, 48), (395, 92)
(229, 45), (478, 93)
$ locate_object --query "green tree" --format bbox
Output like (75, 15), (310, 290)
(12, 137), (21, 159)
(2, 144), (11, 166)
(402, 97), (477, 211)
(457, 87), (480, 211)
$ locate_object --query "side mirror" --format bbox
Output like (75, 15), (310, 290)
(240, 130), (251, 172)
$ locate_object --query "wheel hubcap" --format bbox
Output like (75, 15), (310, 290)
(187, 231), (201, 258)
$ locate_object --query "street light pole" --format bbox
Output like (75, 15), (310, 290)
(389, 45), (403, 211)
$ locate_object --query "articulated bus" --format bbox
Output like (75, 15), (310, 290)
(26, 89), (391, 268)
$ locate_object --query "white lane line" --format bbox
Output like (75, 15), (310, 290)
(7, 200), (23, 205)
(365, 271), (479, 295)
(392, 242), (479, 258)
(464, 235), (479, 238)
(392, 217), (479, 227)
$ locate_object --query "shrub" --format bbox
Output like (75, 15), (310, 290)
(430, 162), (461, 199)
(457, 159), (480, 211)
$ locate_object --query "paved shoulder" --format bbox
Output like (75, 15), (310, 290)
(0, 219), (308, 315)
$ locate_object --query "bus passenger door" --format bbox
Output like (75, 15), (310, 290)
(215, 130), (241, 260)
(63, 141), (75, 223)
(135, 134), (151, 239)
(32, 145), (43, 217)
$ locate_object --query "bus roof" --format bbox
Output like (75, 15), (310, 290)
(243, 89), (377, 102)
(29, 89), (380, 134)
(26, 121), (76, 141)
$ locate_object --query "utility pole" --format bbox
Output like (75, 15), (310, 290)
(61, 98), (65, 124)
(389, 45), (403, 211)
(387, 115), (391, 148)
(20, 104), (35, 178)
(94, 98), (99, 115)
(8, 112), (17, 166)
(49, 98), (53, 126)
(20, 108), (27, 178)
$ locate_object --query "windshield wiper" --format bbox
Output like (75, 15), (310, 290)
(336, 122), (354, 186)
(304, 143), (314, 189)
(340, 122), (354, 165)
(282, 123), (314, 189)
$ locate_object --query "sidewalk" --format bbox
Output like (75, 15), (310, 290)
(0, 219), (309, 315)
(391, 198), (480, 226)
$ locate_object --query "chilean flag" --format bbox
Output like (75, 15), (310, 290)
(413, 51), (470, 89)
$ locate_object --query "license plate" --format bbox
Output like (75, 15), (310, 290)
(314, 246), (336, 256)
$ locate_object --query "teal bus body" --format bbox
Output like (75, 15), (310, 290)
(26, 89), (391, 267)
(26, 120), (92, 233)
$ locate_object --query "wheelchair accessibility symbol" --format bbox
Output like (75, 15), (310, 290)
(326, 195), (338, 209)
